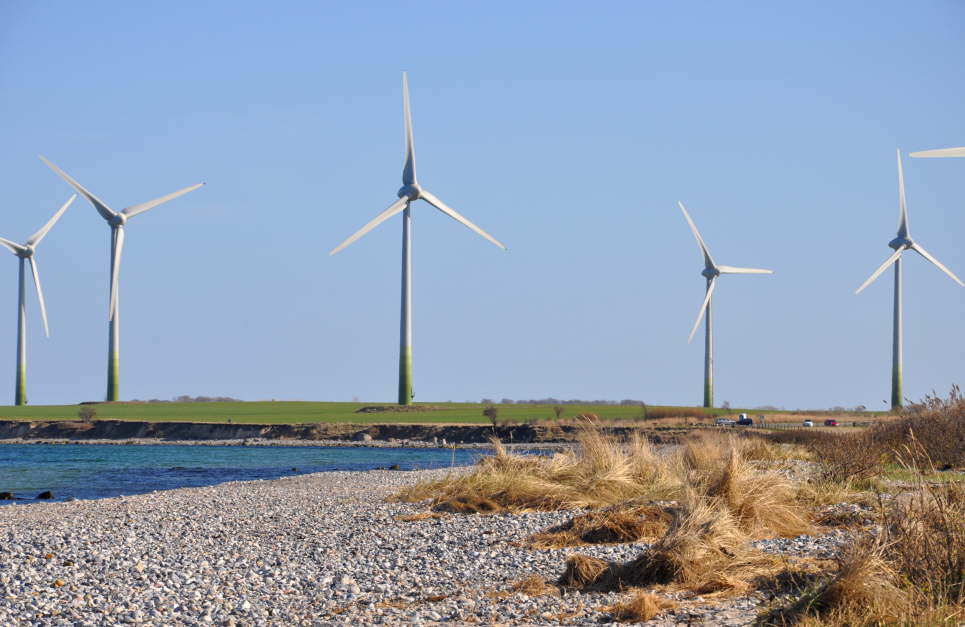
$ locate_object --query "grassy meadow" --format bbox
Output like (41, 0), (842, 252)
(0, 400), (890, 425)
(0, 400), (743, 424)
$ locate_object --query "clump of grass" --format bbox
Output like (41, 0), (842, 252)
(395, 430), (678, 512)
(620, 497), (780, 594)
(558, 554), (613, 589)
(605, 590), (677, 623)
(683, 434), (812, 537)
(510, 574), (559, 597)
(761, 538), (907, 624)
(526, 502), (673, 548)
(557, 498), (782, 595)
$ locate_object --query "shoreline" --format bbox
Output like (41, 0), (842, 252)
(0, 436), (570, 450)
(0, 467), (851, 625)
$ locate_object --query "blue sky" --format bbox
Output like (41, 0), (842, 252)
(1, 1), (963, 409)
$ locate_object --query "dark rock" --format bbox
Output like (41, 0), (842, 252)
(388, 464), (401, 471)
(0, 492), (13, 500)
(37, 491), (54, 500)
(291, 467), (298, 472)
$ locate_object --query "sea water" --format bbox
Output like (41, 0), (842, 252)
(0, 444), (483, 504)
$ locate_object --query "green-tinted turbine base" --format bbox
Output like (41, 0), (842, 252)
(398, 347), (412, 406)
(106, 353), (119, 402)
(14, 366), (26, 406)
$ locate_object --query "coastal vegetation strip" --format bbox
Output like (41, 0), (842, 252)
(0, 399), (885, 425)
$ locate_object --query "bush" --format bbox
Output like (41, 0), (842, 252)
(77, 405), (96, 423)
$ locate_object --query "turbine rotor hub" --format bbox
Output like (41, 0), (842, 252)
(701, 267), (719, 279)
(17, 245), (34, 258)
(110, 214), (127, 227)
(889, 236), (912, 250)
(397, 184), (422, 201)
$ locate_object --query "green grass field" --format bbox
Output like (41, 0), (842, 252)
(0, 401), (737, 425)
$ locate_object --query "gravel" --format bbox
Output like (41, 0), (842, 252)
(0, 468), (850, 625)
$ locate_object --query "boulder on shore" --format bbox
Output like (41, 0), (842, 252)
(36, 491), (54, 500)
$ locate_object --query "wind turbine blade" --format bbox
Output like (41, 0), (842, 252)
(0, 237), (25, 255)
(910, 147), (965, 158)
(716, 265), (774, 275)
(688, 278), (716, 343)
(677, 201), (715, 270)
(419, 190), (507, 250)
(122, 183), (205, 219)
(329, 197), (409, 255)
(910, 243), (964, 287)
(27, 195), (75, 247)
(109, 228), (125, 320)
(896, 149), (909, 238)
(402, 72), (417, 186)
(39, 156), (117, 221)
(856, 247), (903, 294)
(28, 258), (49, 337)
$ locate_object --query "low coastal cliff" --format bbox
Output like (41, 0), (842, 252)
(0, 420), (679, 445)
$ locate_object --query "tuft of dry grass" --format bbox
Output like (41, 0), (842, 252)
(558, 554), (613, 589)
(682, 435), (812, 537)
(395, 430), (679, 512)
(761, 537), (908, 625)
(605, 590), (677, 623)
(619, 497), (781, 594)
(526, 502), (673, 548)
(556, 498), (783, 595)
(510, 574), (559, 597)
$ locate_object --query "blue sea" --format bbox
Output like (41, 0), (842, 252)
(0, 444), (484, 504)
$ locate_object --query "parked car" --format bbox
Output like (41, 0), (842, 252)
(715, 418), (736, 426)
(802, 420), (814, 427)
(824, 419), (839, 427)
(736, 413), (753, 426)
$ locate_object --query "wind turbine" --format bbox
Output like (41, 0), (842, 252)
(678, 201), (773, 408)
(0, 195), (75, 405)
(330, 73), (506, 405)
(855, 149), (963, 409)
(39, 156), (204, 402)
(910, 146), (965, 158)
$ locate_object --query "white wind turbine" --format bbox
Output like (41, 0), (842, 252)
(0, 195), (75, 405)
(330, 73), (507, 405)
(678, 202), (773, 408)
(40, 156), (204, 401)
(855, 149), (963, 409)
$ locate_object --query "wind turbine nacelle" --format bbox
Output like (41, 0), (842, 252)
(16, 246), (35, 259)
(397, 184), (422, 201)
(889, 236), (912, 251)
(110, 213), (127, 227)
(701, 267), (719, 279)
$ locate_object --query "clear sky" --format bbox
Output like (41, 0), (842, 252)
(1, 1), (963, 409)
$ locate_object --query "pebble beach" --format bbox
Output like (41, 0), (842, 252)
(0, 468), (850, 625)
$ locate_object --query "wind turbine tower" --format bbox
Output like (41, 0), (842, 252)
(678, 202), (773, 408)
(0, 195), (74, 405)
(40, 157), (204, 402)
(855, 149), (963, 409)
(330, 73), (507, 405)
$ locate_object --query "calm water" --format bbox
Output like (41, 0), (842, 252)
(0, 444), (483, 504)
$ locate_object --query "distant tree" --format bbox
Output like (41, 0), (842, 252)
(78, 405), (96, 423)
(721, 401), (731, 410)
(552, 405), (564, 420)
(481, 398), (493, 405)
(483, 405), (499, 430)
(500, 398), (514, 405)
(639, 402), (649, 420)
